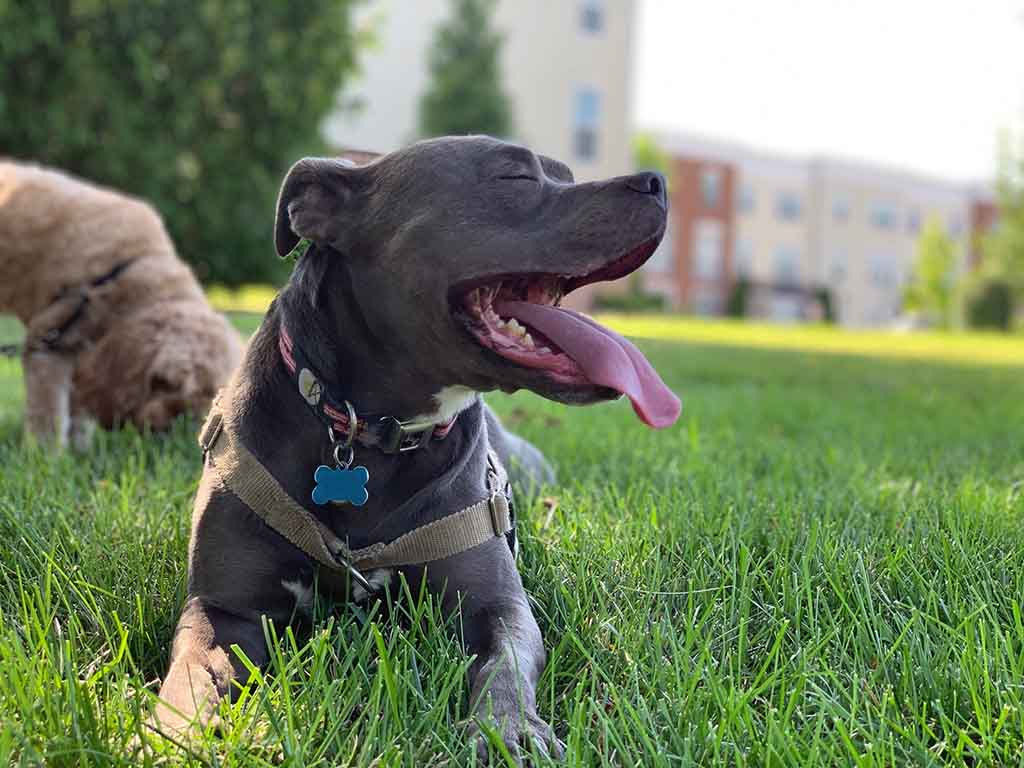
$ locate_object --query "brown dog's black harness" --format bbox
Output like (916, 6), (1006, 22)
(1, 259), (137, 358)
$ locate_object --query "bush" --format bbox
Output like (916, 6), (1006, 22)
(0, 0), (361, 285)
(593, 292), (667, 313)
(725, 279), (750, 317)
(815, 287), (835, 324)
(967, 280), (1015, 331)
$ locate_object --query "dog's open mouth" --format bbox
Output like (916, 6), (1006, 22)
(455, 240), (681, 428)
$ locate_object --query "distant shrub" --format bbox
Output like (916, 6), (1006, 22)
(725, 279), (750, 317)
(967, 280), (1014, 331)
(594, 292), (667, 313)
(0, 0), (361, 285)
(815, 287), (836, 324)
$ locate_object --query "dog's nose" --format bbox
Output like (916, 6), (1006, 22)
(626, 172), (667, 209)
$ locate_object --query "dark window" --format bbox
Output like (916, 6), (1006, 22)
(906, 208), (921, 234)
(739, 183), (755, 213)
(574, 88), (601, 162)
(701, 169), (721, 208)
(776, 192), (802, 221)
(580, 0), (604, 33)
(870, 201), (898, 230)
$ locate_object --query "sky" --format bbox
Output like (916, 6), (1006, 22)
(634, 0), (1024, 182)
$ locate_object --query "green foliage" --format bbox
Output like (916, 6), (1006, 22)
(593, 290), (666, 312)
(419, 0), (512, 138)
(903, 218), (958, 327)
(815, 286), (835, 324)
(967, 279), (1014, 330)
(3, 315), (1024, 763)
(725, 278), (750, 317)
(0, 0), (361, 285)
(633, 133), (671, 177)
(979, 134), (1024, 302)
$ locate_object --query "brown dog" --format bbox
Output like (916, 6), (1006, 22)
(0, 160), (243, 446)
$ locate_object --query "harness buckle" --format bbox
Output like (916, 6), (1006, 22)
(198, 409), (224, 454)
(378, 416), (434, 454)
(488, 490), (508, 536)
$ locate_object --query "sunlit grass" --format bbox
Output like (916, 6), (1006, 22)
(599, 314), (1024, 367)
(1, 310), (1024, 765)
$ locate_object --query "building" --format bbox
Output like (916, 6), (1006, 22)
(645, 133), (982, 327)
(322, 0), (637, 308)
(324, 0), (635, 185)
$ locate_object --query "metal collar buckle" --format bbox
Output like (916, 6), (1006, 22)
(378, 416), (435, 454)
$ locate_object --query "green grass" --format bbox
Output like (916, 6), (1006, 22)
(1, 313), (1023, 766)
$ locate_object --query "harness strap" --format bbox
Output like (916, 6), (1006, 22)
(198, 400), (512, 577)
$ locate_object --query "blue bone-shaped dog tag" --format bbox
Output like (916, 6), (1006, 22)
(312, 464), (369, 506)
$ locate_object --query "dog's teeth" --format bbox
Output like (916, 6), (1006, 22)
(538, 346), (552, 354)
(522, 332), (534, 348)
(506, 318), (523, 335)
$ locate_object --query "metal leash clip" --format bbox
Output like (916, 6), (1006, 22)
(327, 400), (359, 469)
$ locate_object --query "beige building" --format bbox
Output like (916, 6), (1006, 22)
(808, 159), (970, 326)
(650, 133), (974, 327)
(323, 0), (636, 184)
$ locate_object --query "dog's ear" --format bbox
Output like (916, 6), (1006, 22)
(274, 157), (361, 258)
(539, 154), (574, 184)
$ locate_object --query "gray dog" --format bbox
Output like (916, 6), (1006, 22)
(152, 136), (679, 760)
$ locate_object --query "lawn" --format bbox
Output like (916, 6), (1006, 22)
(1, 313), (1023, 766)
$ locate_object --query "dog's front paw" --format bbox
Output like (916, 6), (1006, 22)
(468, 709), (564, 764)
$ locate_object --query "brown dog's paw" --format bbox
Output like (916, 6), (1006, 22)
(468, 711), (565, 764)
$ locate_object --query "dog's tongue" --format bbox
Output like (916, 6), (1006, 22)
(495, 300), (681, 428)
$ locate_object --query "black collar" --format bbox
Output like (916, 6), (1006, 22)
(278, 325), (458, 454)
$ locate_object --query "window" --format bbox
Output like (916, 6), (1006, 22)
(831, 249), (847, 283)
(739, 183), (755, 213)
(774, 245), (800, 285)
(869, 252), (897, 287)
(948, 214), (964, 237)
(832, 197), (850, 222)
(776, 191), (801, 221)
(580, 0), (604, 33)
(870, 201), (898, 230)
(693, 220), (723, 280)
(774, 246), (798, 285)
(906, 208), (921, 235)
(694, 290), (720, 316)
(700, 168), (721, 208)
(734, 239), (753, 279)
(573, 87), (601, 162)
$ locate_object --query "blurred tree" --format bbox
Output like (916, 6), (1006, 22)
(633, 133), (671, 178)
(419, 0), (511, 138)
(978, 135), (1024, 306)
(967, 280), (1013, 330)
(0, 0), (362, 285)
(904, 218), (958, 328)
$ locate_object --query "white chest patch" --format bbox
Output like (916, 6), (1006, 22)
(415, 386), (478, 425)
(281, 568), (394, 609)
(281, 577), (315, 612)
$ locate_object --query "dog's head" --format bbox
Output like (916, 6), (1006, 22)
(275, 135), (679, 427)
(74, 302), (244, 431)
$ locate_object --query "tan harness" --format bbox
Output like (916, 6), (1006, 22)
(197, 400), (513, 588)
